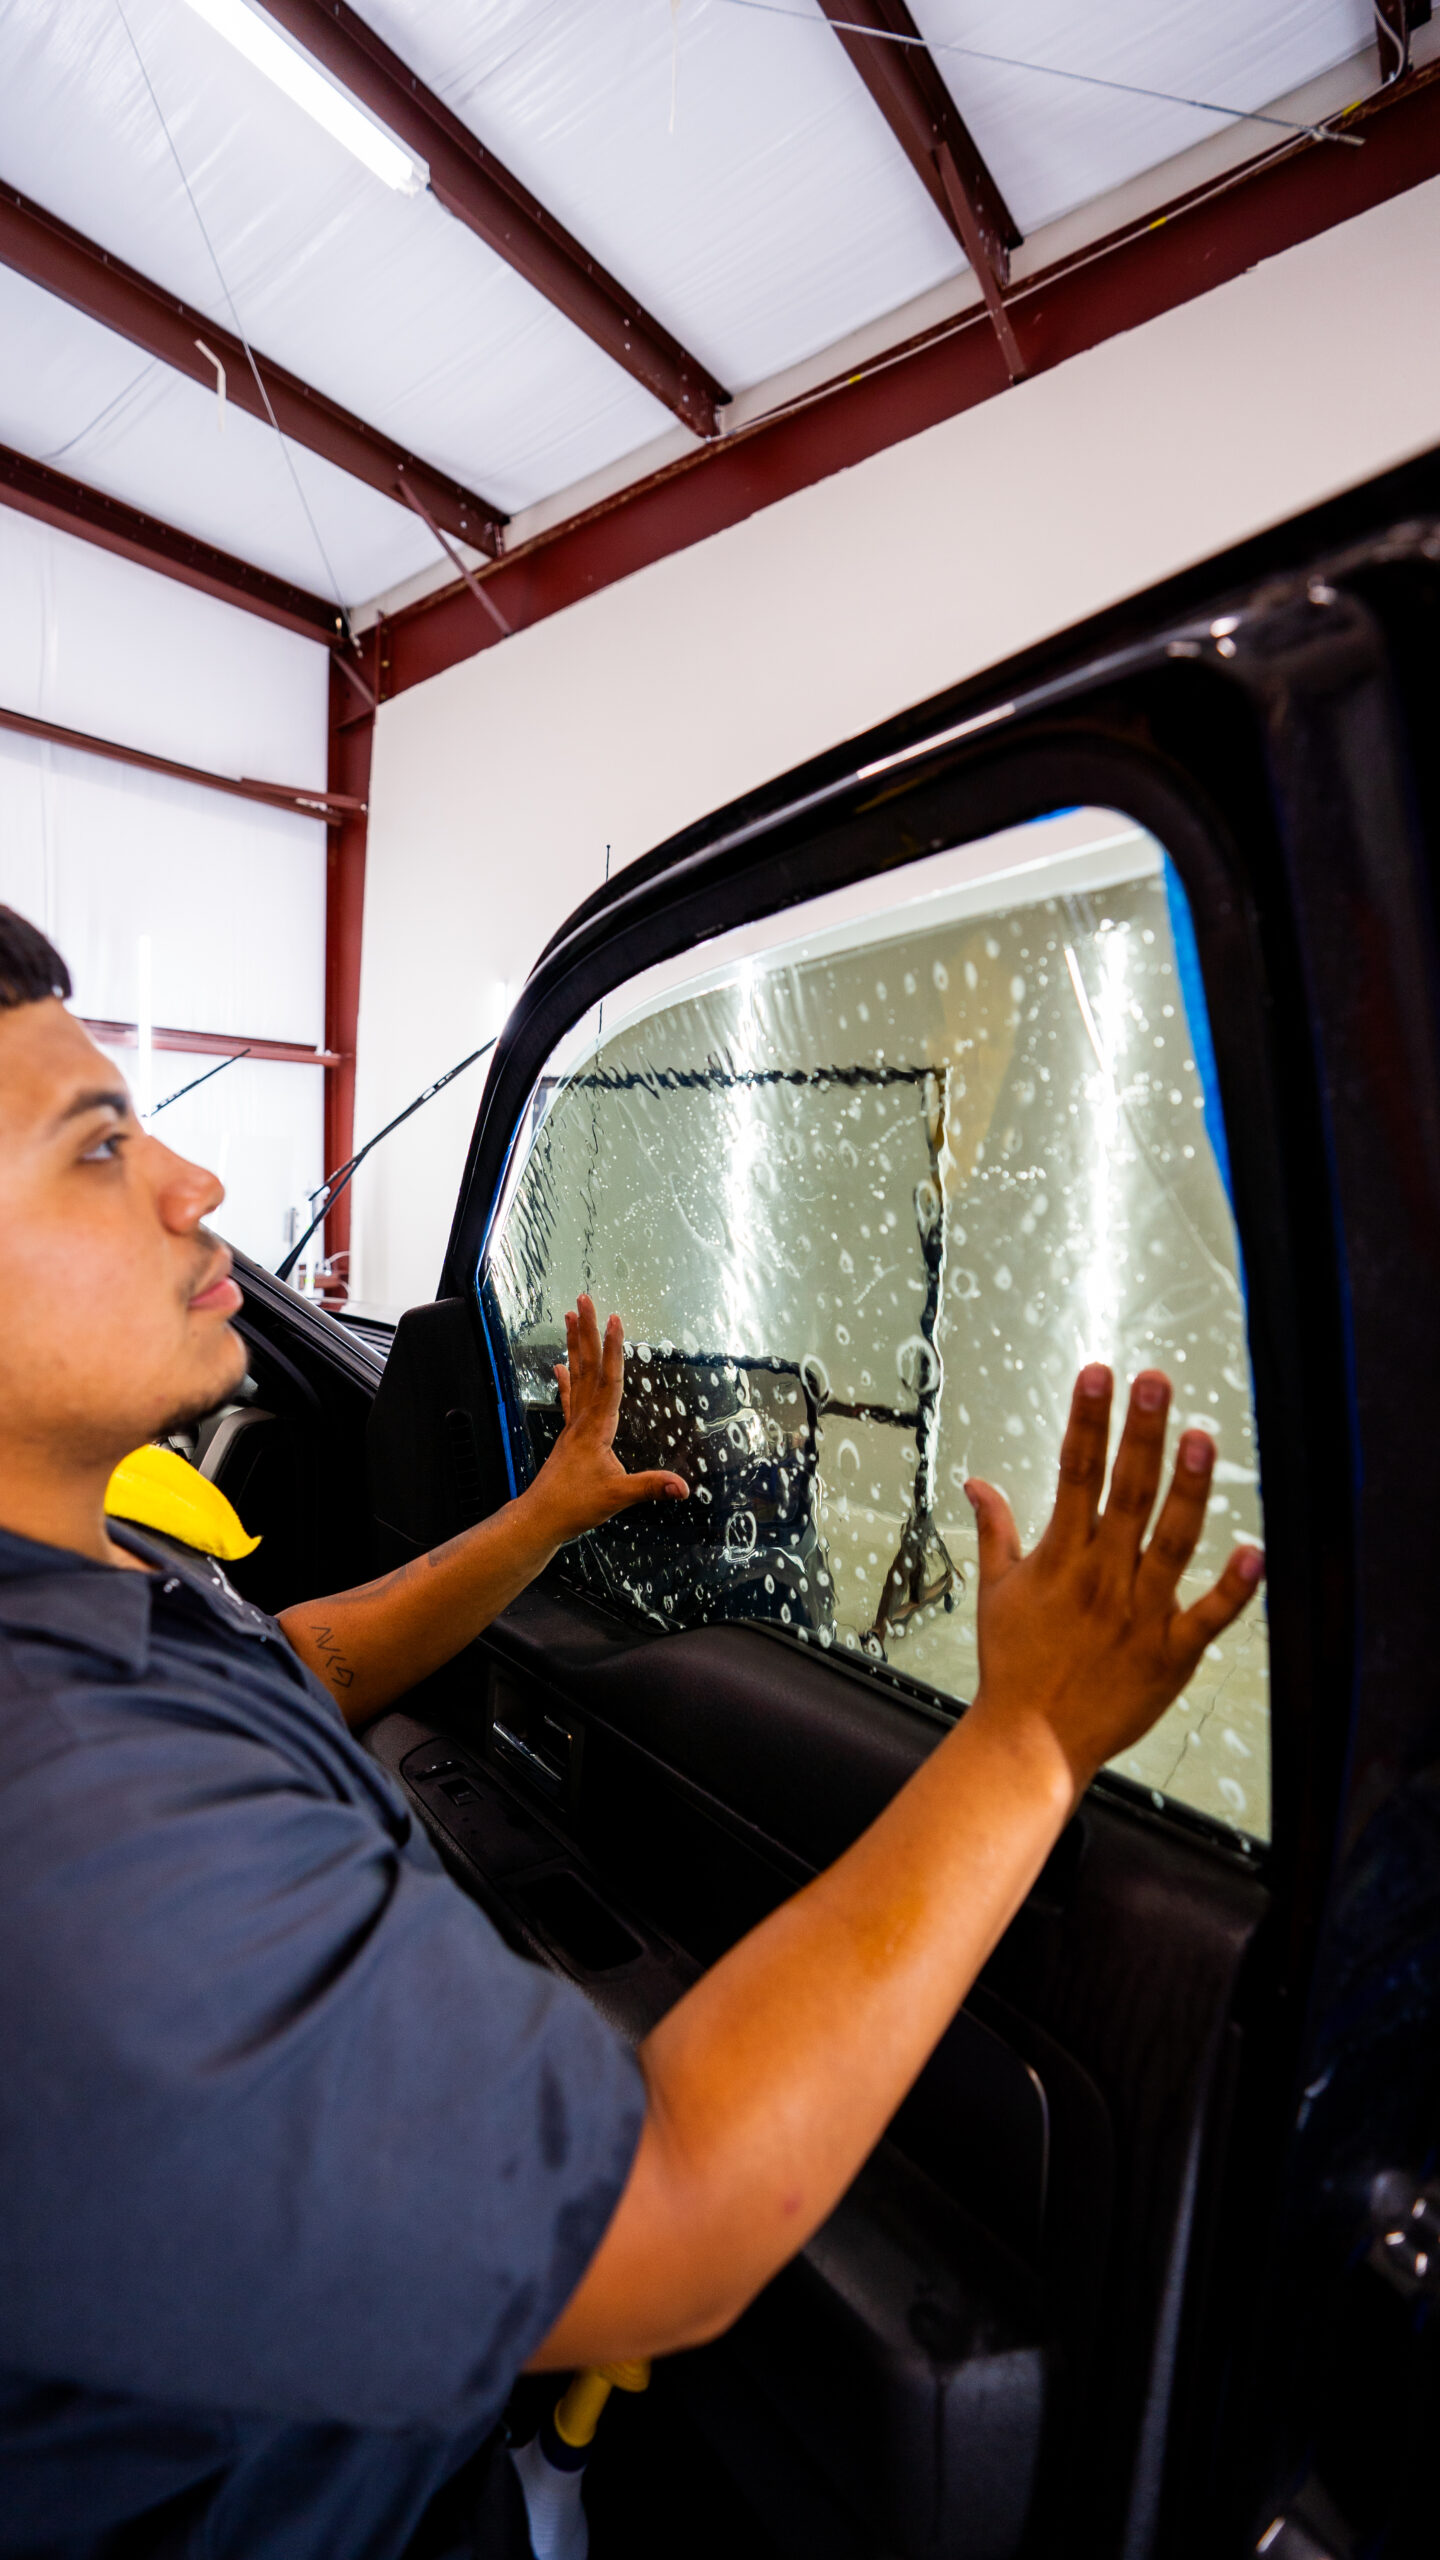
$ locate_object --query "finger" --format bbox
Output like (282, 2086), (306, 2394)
(1094, 1371), (1171, 1569)
(1134, 1428), (1215, 1609)
(1170, 1544), (1265, 1671)
(598, 1312), (625, 1425)
(570, 1295), (601, 1400)
(553, 1362), (571, 1424)
(619, 1470), (689, 1505)
(1040, 1364), (1113, 1555)
(964, 1477), (1022, 1584)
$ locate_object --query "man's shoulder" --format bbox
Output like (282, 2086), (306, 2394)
(0, 1591), (394, 1845)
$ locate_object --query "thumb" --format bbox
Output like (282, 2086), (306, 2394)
(965, 1477), (1022, 1584)
(620, 1470), (690, 1506)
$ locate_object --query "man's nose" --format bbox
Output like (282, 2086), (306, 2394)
(151, 1136), (225, 1232)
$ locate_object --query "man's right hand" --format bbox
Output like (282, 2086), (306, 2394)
(964, 1363), (1264, 1802)
(528, 1362), (1264, 2372)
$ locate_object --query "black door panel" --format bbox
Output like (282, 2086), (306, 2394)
(366, 1298), (510, 1570)
(372, 1695), (1054, 2560)
(194, 1257), (383, 1613)
(366, 1562), (1265, 2559)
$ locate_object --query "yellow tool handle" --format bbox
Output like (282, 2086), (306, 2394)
(552, 2356), (650, 2450)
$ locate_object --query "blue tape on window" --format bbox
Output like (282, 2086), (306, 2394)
(475, 1278), (520, 1502)
(1163, 854), (1235, 1215)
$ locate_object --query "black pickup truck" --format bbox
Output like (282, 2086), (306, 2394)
(211, 442), (1440, 2560)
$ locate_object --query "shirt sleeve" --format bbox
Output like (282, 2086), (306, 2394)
(0, 1698), (645, 2436)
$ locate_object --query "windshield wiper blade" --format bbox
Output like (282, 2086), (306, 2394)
(276, 1038), (496, 1285)
(148, 1047), (252, 1117)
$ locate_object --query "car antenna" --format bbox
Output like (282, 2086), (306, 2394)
(147, 1047), (252, 1117)
(596, 842), (611, 1040)
(276, 1037), (497, 1284)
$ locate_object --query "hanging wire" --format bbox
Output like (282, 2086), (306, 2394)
(111, 0), (366, 649)
(714, 0), (1366, 145)
(40, 361), (160, 467)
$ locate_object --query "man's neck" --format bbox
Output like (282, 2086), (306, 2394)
(0, 1444), (149, 1569)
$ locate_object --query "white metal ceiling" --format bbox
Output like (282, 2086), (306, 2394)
(910, 0), (1375, 233)
(0, 0), (1384, 616)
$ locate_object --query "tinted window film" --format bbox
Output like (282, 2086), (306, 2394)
(485, 808), (1268, 1841)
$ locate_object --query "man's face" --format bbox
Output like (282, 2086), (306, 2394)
(0, 998), (247, 1468)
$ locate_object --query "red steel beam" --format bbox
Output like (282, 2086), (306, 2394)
(934, 141), (1025, 381)
(814, 0), (1021, 285)
(1373, 0), (1420, 85)
(83, 1019), (339, 1066)
(259, 0), (729, 440)
(0, 181), (506, 555)
(0, 698), (360, 827)
(0, 439), (341, 640)
(322, 633), (377, 1285)
(381, 66), (1440, 702)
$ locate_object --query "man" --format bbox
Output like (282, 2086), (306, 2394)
(0, 904), (1263, 2556)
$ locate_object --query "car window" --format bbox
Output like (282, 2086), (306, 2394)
(483, 806), (1269, 1843)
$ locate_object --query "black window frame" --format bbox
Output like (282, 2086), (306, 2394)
(448, 637), (1350, 1916)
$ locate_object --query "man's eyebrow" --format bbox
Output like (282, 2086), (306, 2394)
(49, 1086), (134, 1132)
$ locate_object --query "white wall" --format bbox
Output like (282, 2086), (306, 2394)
(352, 174), (1440, 1313)
(0, 510), (331, 1269)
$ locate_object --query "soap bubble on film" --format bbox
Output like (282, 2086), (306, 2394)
(897, 1336), (940, 1395)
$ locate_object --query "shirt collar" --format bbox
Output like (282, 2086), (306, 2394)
(0, 1523), (155, 1675)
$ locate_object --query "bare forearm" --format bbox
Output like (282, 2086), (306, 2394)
(278, 1483), (567, 1724)
(529, 1697), (1076, 2367)
(278, 1296), (688, 1722)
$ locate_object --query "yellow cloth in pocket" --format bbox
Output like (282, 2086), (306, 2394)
(104, 1444), (260, 1561)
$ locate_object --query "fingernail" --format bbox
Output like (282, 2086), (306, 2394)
(1179, 1429), (1213, 1473)
(1237, 1548), (1265, 1585)
(1134, 1373), (1166, 1411)
(1079, 1363), (1108, 1400)
(963, 1482), (980, 1512)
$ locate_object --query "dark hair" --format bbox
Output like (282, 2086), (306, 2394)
(0, 906), (72, 1009)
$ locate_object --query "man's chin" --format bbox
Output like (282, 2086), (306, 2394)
(158, 1323), (249, 1439)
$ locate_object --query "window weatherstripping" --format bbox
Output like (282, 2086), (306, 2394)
(482, 807), (1268, 1843)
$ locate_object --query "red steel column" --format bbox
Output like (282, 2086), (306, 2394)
(323, 633), (379, 1292)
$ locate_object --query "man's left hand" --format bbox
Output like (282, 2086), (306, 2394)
(531, 1294), (689, 1545)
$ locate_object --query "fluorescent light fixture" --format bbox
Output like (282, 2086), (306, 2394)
(180, 0), (429, 195)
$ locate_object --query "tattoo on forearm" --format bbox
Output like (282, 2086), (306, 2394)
(309, 1625), (355, 1690)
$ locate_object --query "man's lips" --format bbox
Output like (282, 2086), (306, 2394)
(189, 1255), (242, 1317)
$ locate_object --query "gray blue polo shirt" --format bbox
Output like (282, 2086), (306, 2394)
(0, 1521), (644, 2557)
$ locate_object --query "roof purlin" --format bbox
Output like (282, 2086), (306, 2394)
(257, 0), (731, 440)
(0, 180), (508, 557)
(814, 0), (1026, 377)
(378, 65), (1440, 702)
(0, 438), (341, 639)
(813, 0), (1022, 282)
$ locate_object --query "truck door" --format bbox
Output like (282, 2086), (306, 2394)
(332, 501), (1439, 2559)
